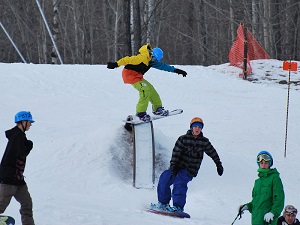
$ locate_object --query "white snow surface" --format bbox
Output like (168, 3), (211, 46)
(0, 59), (299, 225)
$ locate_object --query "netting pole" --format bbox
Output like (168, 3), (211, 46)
(0, 20), (27, 63)
(243, 24), (248, 80)
(284, 58), (292, 158)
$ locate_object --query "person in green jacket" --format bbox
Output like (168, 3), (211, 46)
(238, 150), (285, 225)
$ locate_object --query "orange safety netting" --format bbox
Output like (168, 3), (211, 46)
(229, 23), (270, 76)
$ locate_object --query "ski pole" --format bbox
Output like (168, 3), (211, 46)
(284, 58), (292, 157)
(231, 213), (240, 225)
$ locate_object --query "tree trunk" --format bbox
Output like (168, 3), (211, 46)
(262, 0), (270, 53)
(123, 0), (131, 56)
(230, 0), (235, 42)
(199, 0), (207, 65)
(51, 0), (59, 64)
(147, 0), (155, 44)
(132, 0), (141, 53)
(251, 0), (259, 38)
(113, 0), (120, 60)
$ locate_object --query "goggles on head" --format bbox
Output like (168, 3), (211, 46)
(257, 154), (271, 163)
(285, 205), (298, 216)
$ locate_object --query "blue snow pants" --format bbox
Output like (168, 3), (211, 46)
(157, 168), (193, 210)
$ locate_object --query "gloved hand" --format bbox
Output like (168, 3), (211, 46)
(238, 204), (248, 218)
(174, 68), (187, 77)
(107, 62), (118, 69)
(170, 166), (179, 177)
(25, 140), (33, 150)
(264, 212), (274, 223)
(216, 161), (223, 176)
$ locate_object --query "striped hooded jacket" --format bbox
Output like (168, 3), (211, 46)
(170, 130), (221, 177)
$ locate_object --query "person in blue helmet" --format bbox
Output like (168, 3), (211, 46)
(238, 150), (285, 225)
(0, 111), (36, 225)
(107, 44), (187, 122)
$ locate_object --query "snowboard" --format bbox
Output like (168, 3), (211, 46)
(0, 215), (15, 225)
(147, 208), (190, 218)
(124, 109), (183, 127)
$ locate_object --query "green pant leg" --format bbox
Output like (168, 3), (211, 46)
(143, 79), (162, 111)
(132, 80), (150, 113)
(132, 79), (162, 113)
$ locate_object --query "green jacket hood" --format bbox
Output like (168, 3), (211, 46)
(257, 168), (279, 177)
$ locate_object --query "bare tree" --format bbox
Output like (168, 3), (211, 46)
(51, 0), (59, 64)
(123, 0), (131, 55)
(251, 0), (259, 38)
(132, 0), (142, 53)
(0, 0), (299, 64)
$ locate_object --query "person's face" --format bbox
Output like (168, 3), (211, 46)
(192, 126), (201, 136)
(22, 120), (32, 131)
(285, 213), (296, 224)
(259, 160), (270, 169)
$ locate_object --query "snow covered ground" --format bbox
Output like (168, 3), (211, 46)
(0, 59), (299, 225)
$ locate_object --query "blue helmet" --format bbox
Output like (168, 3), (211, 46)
(15, 111), (35, 123)
(257, 150), (273, 167)
(152, 47), (164, 61)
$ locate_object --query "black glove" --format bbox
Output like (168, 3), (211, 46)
(216, 162), (223, 176)
(170, 166), (179, 177)
(107, 62), (118, 69)
(25, 140), (33, 150)
(174, 68), (187, 77)
(238, 204), (248, 219)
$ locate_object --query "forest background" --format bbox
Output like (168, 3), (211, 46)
(0, 0), (299, 65)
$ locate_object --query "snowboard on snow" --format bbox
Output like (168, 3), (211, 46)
(124, 109), (183, 131)
(0, 215), (15, 225)
(147, 208), (190, 218)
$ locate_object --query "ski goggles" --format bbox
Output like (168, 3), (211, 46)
(257, 154), (271, 163)
(285, 206), (298, 216)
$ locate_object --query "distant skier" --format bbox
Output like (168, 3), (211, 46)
(107, 44), (187, 122)
(0, 111), (36, 225)
(151, 117), (224, 212)
(238, 151), (285, 225)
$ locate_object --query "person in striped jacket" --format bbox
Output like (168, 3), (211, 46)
(153, 117), (223, 212)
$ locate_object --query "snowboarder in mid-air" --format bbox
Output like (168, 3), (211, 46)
(107, 44), (187, 122)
